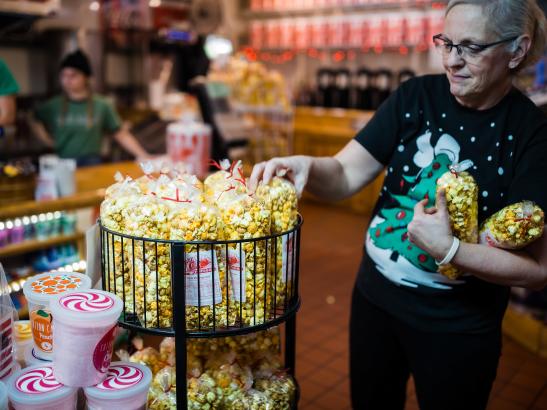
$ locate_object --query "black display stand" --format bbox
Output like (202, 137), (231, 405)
(100, 216), (303, 409)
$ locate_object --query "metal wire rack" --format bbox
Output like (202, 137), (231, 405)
(100, 216), (302, 409)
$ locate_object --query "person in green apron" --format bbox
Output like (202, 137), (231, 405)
(0, 58), (19, 127)
(31, 49), (150, 167)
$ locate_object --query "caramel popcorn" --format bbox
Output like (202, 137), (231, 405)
(480, 201), (544, 249)
(130, 347), (164, 375)
(436, 161), (478, 279)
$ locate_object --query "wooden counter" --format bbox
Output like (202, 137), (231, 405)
(293, 107), (383, 218)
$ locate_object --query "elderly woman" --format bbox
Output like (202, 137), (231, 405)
(251, 0), (547, 409)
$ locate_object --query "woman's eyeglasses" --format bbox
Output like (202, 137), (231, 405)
(433, 34), (518, 62)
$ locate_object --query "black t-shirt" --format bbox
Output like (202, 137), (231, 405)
(354, 74), (547, 334)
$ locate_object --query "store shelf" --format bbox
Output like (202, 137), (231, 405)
(243, 1), (446, 19)
(0, 232), (84, 259)
(0, 0), (60, 16)
(0, 190), (105, 220)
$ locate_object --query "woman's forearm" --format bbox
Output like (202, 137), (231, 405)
(306, 157), (351, 201)
(451, 239), (547, 290)
(114, 129), (148, 159)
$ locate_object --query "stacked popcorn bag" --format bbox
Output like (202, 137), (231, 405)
(121, 328), (295, 409)
(100, 160), (300, 331)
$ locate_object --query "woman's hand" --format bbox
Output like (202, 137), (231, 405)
(407, 189), (454, 261)
(249, 156), (313, 197)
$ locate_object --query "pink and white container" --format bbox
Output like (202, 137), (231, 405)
(166, 120), (212, 179)
(6, 365), (77, 410)
(83, 362), (152, 410)
(50, 290), (123, 387)
(23, 272), (91, 360)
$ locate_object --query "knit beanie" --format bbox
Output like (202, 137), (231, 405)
(60, 49), (92, 77)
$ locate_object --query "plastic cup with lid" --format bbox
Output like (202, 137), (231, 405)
(6, 364), (77, 410)
(50, 290), (123, 387)
(23, 345), (51, 368)
(22, 272), (91, 360)
(83, 361), (152, 410)
(13, 321), (32, 365)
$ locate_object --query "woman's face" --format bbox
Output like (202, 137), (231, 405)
(443, 4), (513, 105)
(60, 68), (87, 95)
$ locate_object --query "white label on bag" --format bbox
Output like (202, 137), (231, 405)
(185, 252), (222, 306)
(281, 232), (295, 284)
(228, 247), (246, 303)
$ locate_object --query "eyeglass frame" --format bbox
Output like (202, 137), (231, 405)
(432, 33), (519, 59)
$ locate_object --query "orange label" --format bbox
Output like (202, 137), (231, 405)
(30, 274), (82, 295)
(30, 309), (53, 353)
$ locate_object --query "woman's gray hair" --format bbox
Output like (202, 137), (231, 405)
(446, 0), (547, 71)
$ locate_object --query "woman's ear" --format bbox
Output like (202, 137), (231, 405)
(508, 35), (531, 69)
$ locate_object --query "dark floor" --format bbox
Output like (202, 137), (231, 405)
(294, 201), (547, 410)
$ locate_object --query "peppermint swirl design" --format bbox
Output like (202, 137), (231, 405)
(15, 366), (63, 394)
(96, 365), (144, 391)
(59, 292), (114, 312)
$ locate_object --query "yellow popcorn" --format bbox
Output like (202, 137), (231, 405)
(436, 161), (478, 279)
(480, 201), (544, 249)
(254, 373), (296, 410)
(256, 177), (298, 309)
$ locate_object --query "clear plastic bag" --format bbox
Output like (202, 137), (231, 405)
(480, 201), (544, 249)
(436, 160), (478, 279)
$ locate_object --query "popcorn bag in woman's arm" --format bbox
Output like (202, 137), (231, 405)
(480, 201), (544, 249)
(436, 160), (479, 279)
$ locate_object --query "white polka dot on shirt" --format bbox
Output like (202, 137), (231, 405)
(508, 135), (514, 141)
(403, 165), (410, 172)
(405, 113), (410, 118)
(483, 206), (488, 211)
(398, 145), (405, 152)
(442, 113), (446, 118)
(471, 137), (476, 142)
(490, 122), (495, 128)
(487, 155), (492, 161)
(460, 126), (464, 131)
(498, 167), (504, 175)
(496, 142), (500, 147)
(439, 128), (443, 132)
(482, 191), (488, 198)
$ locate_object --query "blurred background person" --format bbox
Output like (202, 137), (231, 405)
(30, 49), (150, 167)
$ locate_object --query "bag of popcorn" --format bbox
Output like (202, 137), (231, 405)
(480, 201), (544, 249)
(436, 160), (478, 279)
(256, 177), (298, 309)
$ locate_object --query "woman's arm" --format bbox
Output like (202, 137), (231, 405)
(250, 139), (384, 199)
(113, 123), (150, 160)
(29, 115), (54, 147)
(0, 95), (16, 126)
(407, 190), (547, 290)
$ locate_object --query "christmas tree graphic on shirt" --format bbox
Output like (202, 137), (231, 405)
(366, 130), (467, 290)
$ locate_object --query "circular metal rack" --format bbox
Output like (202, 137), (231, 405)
(100, 215), (303, 409)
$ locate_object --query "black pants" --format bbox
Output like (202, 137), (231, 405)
(350, 287), (501, 410)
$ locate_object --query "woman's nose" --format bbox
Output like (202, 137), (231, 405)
(445, 47), (465, 68)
